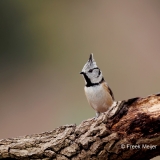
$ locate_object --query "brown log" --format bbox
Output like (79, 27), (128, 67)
(0, 94), (160, 160)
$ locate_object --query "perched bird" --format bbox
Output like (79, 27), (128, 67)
(80, 54), (114, 118)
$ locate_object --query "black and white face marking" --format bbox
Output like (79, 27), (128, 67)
(88, 67), (101, 77)
(80, 54), (104, 87)
(85, 67), (103, 85)
(80, 69), (104, 87)
(88, 67), (100, 77)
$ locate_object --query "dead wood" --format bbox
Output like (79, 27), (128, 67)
(0, 93), (160, 160)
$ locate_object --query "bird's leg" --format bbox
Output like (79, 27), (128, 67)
(95, 112), (100, 118)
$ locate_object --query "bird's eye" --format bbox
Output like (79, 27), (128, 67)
(89, 69), (93, 73)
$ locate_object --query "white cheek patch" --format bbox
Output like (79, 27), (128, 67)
(92, 69), (99, 77)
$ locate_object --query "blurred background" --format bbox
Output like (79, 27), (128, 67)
(0, 1), (160, 158)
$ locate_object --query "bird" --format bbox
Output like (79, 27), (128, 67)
(80, 53), (115, 118)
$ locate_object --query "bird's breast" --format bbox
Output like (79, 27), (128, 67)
(84, 84), (113, 112)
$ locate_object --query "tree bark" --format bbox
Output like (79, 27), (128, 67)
(0, 94), (160, 160)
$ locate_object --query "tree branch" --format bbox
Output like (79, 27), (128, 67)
(0, 94), (160, 160)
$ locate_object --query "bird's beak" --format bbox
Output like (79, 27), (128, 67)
(80, 72), (84, 74)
